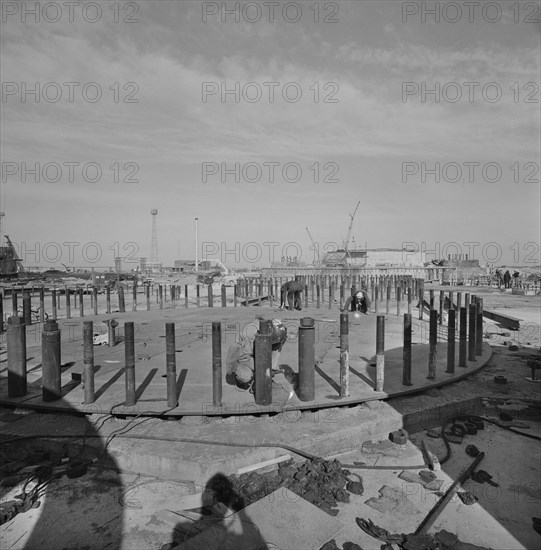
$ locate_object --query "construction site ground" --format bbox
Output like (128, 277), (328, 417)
(0, 284), (539, 549)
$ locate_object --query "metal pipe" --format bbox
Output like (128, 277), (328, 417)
(376, 315), (385, 391)
(7, 316), (27, 397)
(415, 452), (485, 536)
(212, 321), (222, 406)
(459, 307), (467, 367)
(79, 288), (84, 317)
(166, 322), (178, 408)
(468, 303), (477, 362)
(221, 284), (227, 307)
(428, 309), (437, 379)
(403, 313), (412, 386)
(254, 320), (273, 406)
(298, 317), (316, 401)
(124, 321), (136, 405)
(132, 283), (137, 311)
(476, 297), (483, 356)
(208, 283), (213, 308)
(42, 319), (61, 401)
(83, 320), (95, 403)
(446, 309), (456, 374)
(39, 287), (45, 322)
(11, 286), (17, 316)
(23, 290), (31, 325)
(52, 288), (57, 319)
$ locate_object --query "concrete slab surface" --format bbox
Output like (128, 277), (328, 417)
(174, 487), (344, 550)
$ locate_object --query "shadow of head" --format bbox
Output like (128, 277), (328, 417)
(204, 473), (245, 513)
(162, 473), (269, 550)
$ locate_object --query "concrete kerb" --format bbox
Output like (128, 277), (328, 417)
(53, 387), (497, 485)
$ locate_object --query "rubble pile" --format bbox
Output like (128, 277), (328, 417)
(230, 457), (363, 516)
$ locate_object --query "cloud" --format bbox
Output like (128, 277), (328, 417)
(1, 5), (539, 265)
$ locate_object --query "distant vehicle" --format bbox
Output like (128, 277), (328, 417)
(93, 332), (109, 346)
(93, 321), (109, 345)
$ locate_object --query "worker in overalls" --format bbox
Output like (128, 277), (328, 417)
(279, 280), (303, 311)
(225, 319), (289, 392)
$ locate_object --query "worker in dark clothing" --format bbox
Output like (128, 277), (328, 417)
(503, 270), (512, 289)
(279, 280), (303, 311)
(344, 288), (371, 314)
(512, 271), (521, 288)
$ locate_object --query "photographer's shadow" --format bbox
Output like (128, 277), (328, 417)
(164, 473), (269, 550)
(0, 397), (124, 550)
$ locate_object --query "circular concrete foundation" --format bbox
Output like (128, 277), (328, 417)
(0, 304), (492, 417)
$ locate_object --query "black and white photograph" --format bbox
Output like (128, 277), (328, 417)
(0, 1), (540, 548)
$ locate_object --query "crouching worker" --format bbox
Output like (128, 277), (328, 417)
(226, 319), (288, 392)
(344, 288), (371, 314)
(279, 280), (303, 310)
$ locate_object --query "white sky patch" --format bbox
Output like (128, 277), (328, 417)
(0, 1), (539, 267)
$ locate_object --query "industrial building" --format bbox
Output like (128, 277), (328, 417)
(322, 247), (426, 268)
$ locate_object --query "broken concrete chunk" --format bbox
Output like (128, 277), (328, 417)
(421, 440), (441, 471)
(471, 470), (499, 487)
(426, 429), (441, 438)
(364, 485), (416, 514)
(398, 470), (443, 491)
(458, 491), (478, 505)
(362, 439), (401, 457)
(418, 470), (436, 483)
(424, 479), (444, 491)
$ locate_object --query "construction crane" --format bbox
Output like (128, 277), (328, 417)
(4, 235), (24, 272)
(305, 227), (320, 265)
(341, 200), (360, 265)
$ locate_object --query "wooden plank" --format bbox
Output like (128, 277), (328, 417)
(236, 454), (291, 475)
(239, 295), (269, 306)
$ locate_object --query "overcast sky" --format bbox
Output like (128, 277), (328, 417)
(1, 0), (540, 269)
